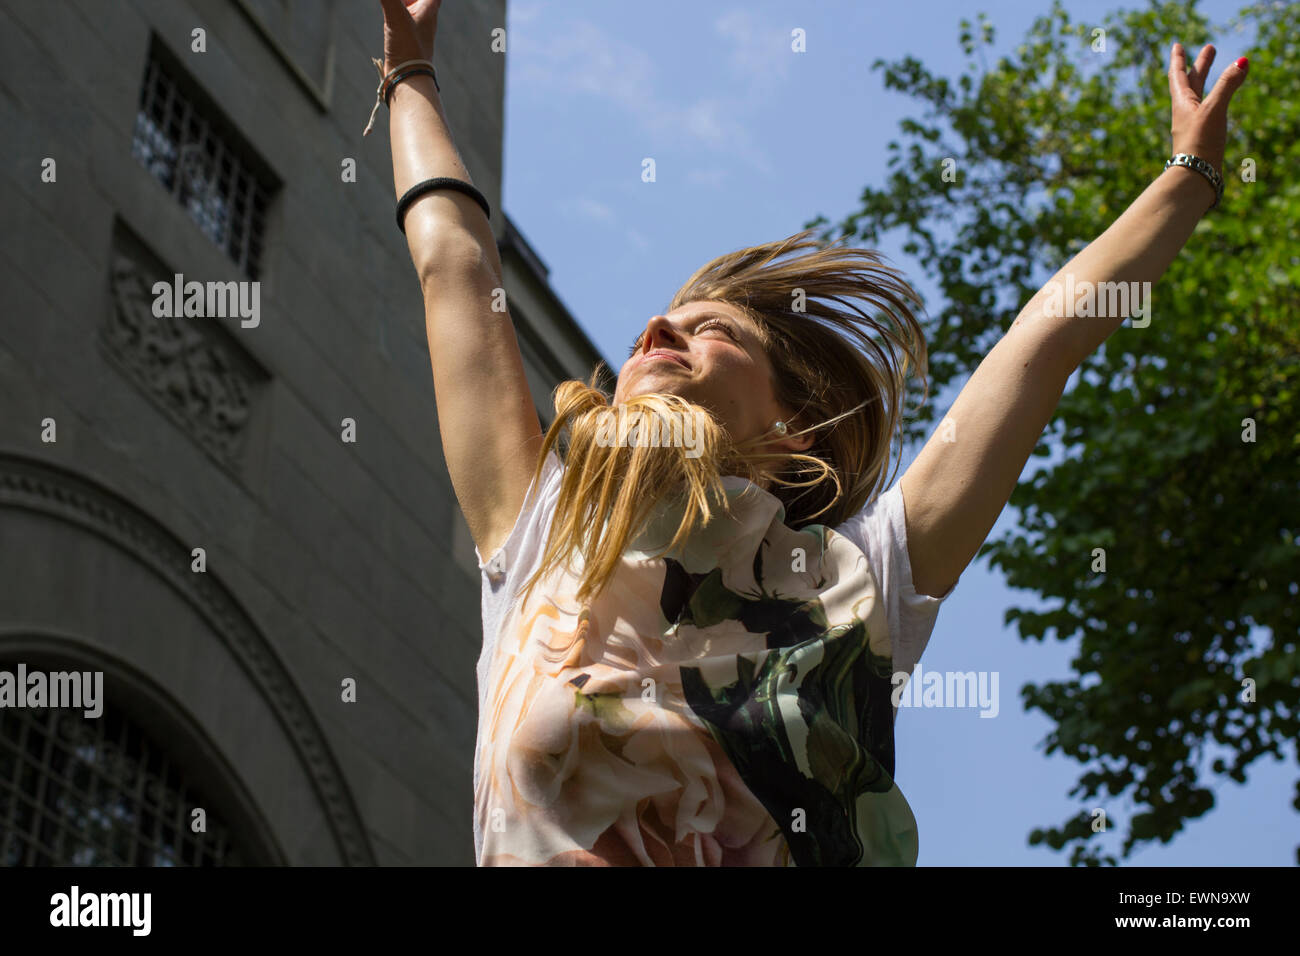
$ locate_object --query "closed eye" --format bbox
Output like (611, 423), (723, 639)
(698, 318), (740, 342)
(626, 316), (740, 357)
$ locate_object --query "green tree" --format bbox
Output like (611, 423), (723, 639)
(810, 0), (1299, 864)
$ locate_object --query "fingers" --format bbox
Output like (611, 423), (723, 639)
(1168, 41), (1190, 97)
(1202, 55), (1249, 114)
(1188, 44), (1215, 98)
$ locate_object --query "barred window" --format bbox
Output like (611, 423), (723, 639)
(0, 699), (245, 866)
(130, 43), (274, 280)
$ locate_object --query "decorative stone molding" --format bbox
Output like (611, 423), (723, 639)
(102, 241), (266, 471)
(0, 452), (376, 866)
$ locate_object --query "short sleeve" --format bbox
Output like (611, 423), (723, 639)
(473, 445), (565, 741)
(474, 448), (564, 583)
(471, 447), (565, 863)
(832, 481), (958, 690)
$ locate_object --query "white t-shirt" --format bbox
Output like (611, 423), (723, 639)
(471, 449), (959, 863)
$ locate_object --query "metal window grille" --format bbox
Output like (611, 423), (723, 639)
(130, 51), (270, 280)
(0, 699), (245, 866)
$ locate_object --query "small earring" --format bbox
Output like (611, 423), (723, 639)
(772, 421), (787, 436)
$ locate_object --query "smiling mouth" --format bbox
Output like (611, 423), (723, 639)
(643, 351), (689, 369)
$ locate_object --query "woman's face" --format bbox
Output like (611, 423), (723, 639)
(614, 300), (811, 453)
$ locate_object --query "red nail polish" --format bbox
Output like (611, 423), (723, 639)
(1236, 56), (1249, 72)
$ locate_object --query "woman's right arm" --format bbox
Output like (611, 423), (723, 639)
(378, 0), (544, 560)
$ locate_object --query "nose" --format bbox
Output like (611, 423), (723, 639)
(642, 314), (682, 351)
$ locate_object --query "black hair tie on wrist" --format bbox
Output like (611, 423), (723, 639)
(396, 178), (491, 234)
(384, 66), (440, 106)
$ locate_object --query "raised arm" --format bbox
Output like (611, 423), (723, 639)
(899, 42), (1248, 599)
(378, 0), (544, 559)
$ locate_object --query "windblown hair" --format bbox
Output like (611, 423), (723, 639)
(515, 228), (929, 609)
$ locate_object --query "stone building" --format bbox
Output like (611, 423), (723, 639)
(0, 0), (605, 865)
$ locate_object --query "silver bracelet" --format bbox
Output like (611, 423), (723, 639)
(1164, 153), (1224, 209)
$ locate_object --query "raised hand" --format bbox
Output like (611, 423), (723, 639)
(377, 0), (442, 74)
(1168, 42), (1248, 176)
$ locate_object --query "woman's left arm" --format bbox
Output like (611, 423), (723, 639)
(900, 43), (1248, 599)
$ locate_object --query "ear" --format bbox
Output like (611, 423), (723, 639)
(781, 429), (816, 454)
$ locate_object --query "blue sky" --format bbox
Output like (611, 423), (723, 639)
(499, 0), (1294, 865)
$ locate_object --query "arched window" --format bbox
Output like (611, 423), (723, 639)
(0, 688), (248, 866)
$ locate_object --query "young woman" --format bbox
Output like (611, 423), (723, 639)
(373, 0), (1247, 866)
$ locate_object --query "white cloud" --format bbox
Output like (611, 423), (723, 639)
(513, 19), (656, 112)
(557, 196), (650, 254)
(714, 9), (793, 87)
(679, 99), (733, 149)
(563, 197), (615, 222)
(509, 0), (543, 27)
(510, 16), (771, 174)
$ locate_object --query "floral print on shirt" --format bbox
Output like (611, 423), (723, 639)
(475, 474), (919, 866)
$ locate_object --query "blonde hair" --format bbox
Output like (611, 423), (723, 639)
(515, 228), (929, 609)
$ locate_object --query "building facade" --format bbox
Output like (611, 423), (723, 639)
(0, 0), (606, 865)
